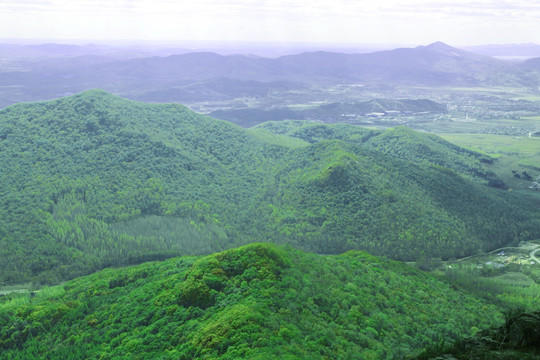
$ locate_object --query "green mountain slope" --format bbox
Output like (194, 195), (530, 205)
(1, 91), (539, 284)
(0, 243), (503, 359)
(0, 90), (280, 283)
(362, 126), (499, 183)
(256, 139), (536, 258)
(254, 121), (496, 182)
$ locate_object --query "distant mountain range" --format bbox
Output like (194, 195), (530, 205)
(209, 98), (447, 127)
(1, 42), (539, 108)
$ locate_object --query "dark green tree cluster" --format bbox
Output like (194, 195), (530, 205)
(418, 310), (540, 359)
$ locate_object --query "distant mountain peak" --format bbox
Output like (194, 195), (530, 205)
(423, 41), (455, 50)
(415, 41), (475, 59)
(428, 41), (449, 46)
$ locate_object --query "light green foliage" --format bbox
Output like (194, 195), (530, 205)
(0, 244), (502, 359)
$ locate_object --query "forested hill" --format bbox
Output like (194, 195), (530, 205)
(0, 243), (503, 359)
(1, 90), (539, 284)
(253, 121), (496, 183)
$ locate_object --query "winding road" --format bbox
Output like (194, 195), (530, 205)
(530, 248), (540, 265)
(452, 242), (540, 264)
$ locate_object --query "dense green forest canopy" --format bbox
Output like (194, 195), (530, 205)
(1, 90), (539, 284)
(0, 243), (504, 359)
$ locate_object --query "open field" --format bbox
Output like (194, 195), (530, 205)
(492, 272), (535, 287)
(439, 133), (540, 155)
(438, 133), (540, 188)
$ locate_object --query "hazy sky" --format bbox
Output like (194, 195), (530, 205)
(1, 0), (539, 46)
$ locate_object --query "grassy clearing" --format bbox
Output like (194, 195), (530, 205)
(439, 133), (540, 158)
(439, 133), (540, 188)
(286, 103), (320, 110)
(433, 86), (540, 99)
(492, 272), (535, 287)
(0, 284), (65, 309)
(0, 283), (33, 295)
(509, 93), (540, 101)
(416, 118), (535, 134)
(519, 158), (540, 170)
(249, 128), (309, 148)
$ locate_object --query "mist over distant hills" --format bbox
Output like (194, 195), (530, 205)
(0, 41), (401, 59)
(209, 98), (448, 127)
(464, 43), (540, 59)
(1, 42), (539, 109)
